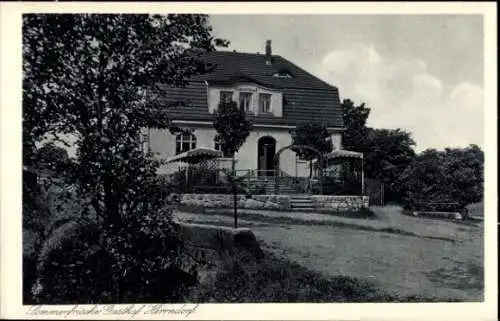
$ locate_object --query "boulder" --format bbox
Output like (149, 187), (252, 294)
(245, 199), (264, 209)
(263, 201), (280, 210)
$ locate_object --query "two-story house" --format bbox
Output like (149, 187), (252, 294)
(144, 40), (345, 177)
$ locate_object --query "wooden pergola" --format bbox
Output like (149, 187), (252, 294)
(165, 147), (223, 188)
(314, 150), (364, 195)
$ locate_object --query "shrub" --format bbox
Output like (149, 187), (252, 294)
(101, 206), (198, 303)
(397, 146), (483, 210)
(34, 218), (113, 304)
(34, 209), (198, 304)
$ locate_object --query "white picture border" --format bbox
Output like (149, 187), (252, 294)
(1, 2), (497, 320)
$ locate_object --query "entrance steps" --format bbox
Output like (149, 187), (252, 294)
(290, 195), (314, 211)
(248, 176), (298, 195)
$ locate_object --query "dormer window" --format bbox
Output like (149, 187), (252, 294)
(220, 91), (233, 104)
(273, 69), (293, 79)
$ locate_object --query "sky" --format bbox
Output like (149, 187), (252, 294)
(209, 14), (484, 152)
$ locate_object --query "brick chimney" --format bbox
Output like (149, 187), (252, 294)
(265, 40), (272, 65)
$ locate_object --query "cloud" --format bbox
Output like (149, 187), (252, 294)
(314, 44), (484, 151)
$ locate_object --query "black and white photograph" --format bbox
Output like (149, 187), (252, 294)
(0, 2), (497, 320)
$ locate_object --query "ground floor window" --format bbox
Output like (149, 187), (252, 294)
(175, 133), (197, 155)
(214, 135), (233, 158)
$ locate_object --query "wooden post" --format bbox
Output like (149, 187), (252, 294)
(232, 155), (238, 228)
(361, 156), (365, 196)
(185, 164), (189, 192)
(381, 182), (385, 206)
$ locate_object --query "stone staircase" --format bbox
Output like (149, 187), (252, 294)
(289, 195), (314, 212)
(247, 176), (298, 195)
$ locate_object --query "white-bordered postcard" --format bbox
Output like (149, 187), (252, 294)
(0, 2), (497, 320)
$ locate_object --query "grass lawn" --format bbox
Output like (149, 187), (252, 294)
(176, 205), (483, 302)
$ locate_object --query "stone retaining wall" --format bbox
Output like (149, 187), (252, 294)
(180, 194), (291, 211)
(180, 194), (369, 212)
(175, 222), (263, 281)
(310, 195), (370, 212)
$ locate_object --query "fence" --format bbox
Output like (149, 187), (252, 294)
(167, 167), (368, 196)
(364, 178), (385, 205)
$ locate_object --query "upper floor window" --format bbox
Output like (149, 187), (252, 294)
(259, 93), (272, 113)
(220, 91), (233, 104)
(175, 133), (196, 155)
(239, 92), (253, 112)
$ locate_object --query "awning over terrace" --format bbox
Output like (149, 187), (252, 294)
(165, 147), (223, 165)
(325, 149), (363, 160)
(312, 149), (363, 165)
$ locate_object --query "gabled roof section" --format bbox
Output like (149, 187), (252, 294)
(191, 51), (336, 91)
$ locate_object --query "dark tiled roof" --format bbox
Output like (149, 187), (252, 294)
(154, 51), (344, 128)
(192, 51), (337, 91)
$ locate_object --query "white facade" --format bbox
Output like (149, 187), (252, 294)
(207, 83), (283, 118)
(149, 125), (342, 177)
(147, 82), (342, 177)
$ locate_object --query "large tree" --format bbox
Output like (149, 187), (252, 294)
(23, 14), (227, 303)
(341, 98), (416, 202)
(364, 128), (416, 202)
(341, 98), (371, 152)
(213, 101), (252, 228)
(23, 13), (227, 227)
(290, 123), (333, 178)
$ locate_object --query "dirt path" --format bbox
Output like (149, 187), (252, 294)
(175, 207), (483, 301)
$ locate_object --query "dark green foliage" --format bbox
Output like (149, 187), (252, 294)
(290, 123), (333, 177)
(23, 13), (227, 226)
(290, 123), (333, 160)
(363, 128), (416, 202)
(397, 145), (484, 210)
(23, 170), (51, 236)
(213, 101), (253, 157)
(341, 99), (416, 202)
(34, 219), (113, 304)
(34, 206), (197, 304)
(213, 101), (252, 227)
(322, 176), (362, 195)
(34, 143), (71, 173)
(23, 14), (227, 303)
(341, 99), (371, 152)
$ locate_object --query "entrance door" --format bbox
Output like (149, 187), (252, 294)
(257, 136), (276, 176)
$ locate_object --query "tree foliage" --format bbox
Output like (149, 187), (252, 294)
(364, 128), (416, 201)
(397, 145), (484, 209)
(341, 99), (371, 152)
(341, 98), (416, 202)
(23, 13), (227, 303)
(213, 101), (253, 157)
(290, 123), (333, 177)
(23, 13), (227, 227)
(213, 101), (253, 227)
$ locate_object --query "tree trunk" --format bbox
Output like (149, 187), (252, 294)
(232, 155), (238, 228)
(103, 174), (121, 229)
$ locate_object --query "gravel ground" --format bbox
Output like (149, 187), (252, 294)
(175, 205), (483, 301)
